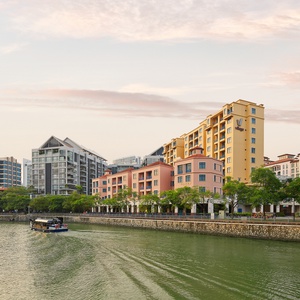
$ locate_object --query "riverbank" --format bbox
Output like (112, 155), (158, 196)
(2, 213), (300, 241)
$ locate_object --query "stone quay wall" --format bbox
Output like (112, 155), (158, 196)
(2, 214), (299, 241)
(63, 215), (300, 242)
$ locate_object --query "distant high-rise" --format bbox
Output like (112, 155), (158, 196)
(163, 99), (264, 183)
(0, 157), (21, 187)
(31, 136), (106, 195)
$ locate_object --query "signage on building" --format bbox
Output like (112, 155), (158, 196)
(235, 118), (244, 131)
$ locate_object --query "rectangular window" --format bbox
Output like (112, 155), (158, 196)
(154, 180), (158, 186)
(186, 163), (191, 173)
(227, 147), (232, 153)
(227, 137), (232, 144)
(227, 167), (231, 173)
(227, 157), (231, 163)
(199, 174), (206, 181)
(199, 162), (206, 169)
(133, 183), (136, 188)
(251, 138), (256, 144)
(251, 118), (256, 124)
(252, 108), (256, 114)
(154, 169), (158, 176)
(177, 165), (183, 174)
(185, 175), (191, 182)
(227, 127), (232, 134)
(178, 176), (183, 183)
(251, 157), (256, 163)
(251, 128), (256, 134)
(133, 174), (137, 179)
(251, 147), (256, 154)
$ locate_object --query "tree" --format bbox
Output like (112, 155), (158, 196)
(0, 186), (31, 213)
(160, 190), (181, 214)
(250, 168), (282, 219)
(197, 187), (213, 215)
(284, 177), (300, 221)
(223, 177), (250, 219)
(176, 186), (198, 215)
(140, 193), (160, 213)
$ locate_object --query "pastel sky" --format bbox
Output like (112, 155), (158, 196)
(1, 0), (300, 164)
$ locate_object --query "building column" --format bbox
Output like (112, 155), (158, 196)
(276, 205), (280, 213)
(158, 205), (161, 214)
(191, 204), (197, 215)
(174, 206), (178, 215)
(270, 205), (274, 213)
(207, 202), (214, 214)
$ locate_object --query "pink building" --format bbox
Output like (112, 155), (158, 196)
(92, 169), (111, 199)
(174, 147), (223, 195)
(131, 161), (174, 196)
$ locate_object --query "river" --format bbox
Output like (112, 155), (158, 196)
(0, 222), (299, 300)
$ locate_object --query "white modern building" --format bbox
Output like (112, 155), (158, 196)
(31, 136), (106, 195)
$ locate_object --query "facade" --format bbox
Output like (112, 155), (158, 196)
(174, 147), (223, 195)
(163, 99), (264, 183)
(31, 136), (106, 195)
(131, 161), (174, 196)
(264, 154), (299, 180)
(23, 159), (32, 187)
(142, 146), (164, 166)
(0, 157), (21, 188)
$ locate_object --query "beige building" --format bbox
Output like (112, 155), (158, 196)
(164, 99), (264, 183)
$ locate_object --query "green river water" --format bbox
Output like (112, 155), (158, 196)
(0, 222), (299, 300)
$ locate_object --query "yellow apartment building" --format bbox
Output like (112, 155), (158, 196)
(163, 99), (264, 183)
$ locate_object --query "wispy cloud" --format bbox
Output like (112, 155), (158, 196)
(4, 1), (300, 41)
(1, 88), (300, 123)
(0, 88), (223, 119)
(0, 43), (28, 54)
(265, 108), (300, 124)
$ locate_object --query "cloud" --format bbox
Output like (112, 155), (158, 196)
(4, 0), (300, 41)
(0, 43), (28, 54)
(2, 87), (300, 124)
(278, 71), (300, 88)
(265, 108), (300, 124)
(0, 88), (223, 120)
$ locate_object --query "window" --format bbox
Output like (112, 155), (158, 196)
(227, 167), (231, 173)
(251, 118), (256, 124)
(185, 175), (191, 182)
(251, 138), (256, 144)
(251, 157), (256, 163)
(133, 183), (136, 188)
(251, 147), (256, 154)
(227, 137), (232, 144)
(177, 165), (183, 174)
(178, 176), (183, 183)
(199, 174), (206, 181)
(154, 180), (158, 186)
(227, 157), (231, 163)
(251, 128), (256, 134)
(186, 163), (191, 173)
(199, 162), (206, 169)
(252, 108), (256, 114)
(154, 190), (158, 195)
(227, 147), (232, 154)
(227, 127), (232, 134)
(207, 137), (211, 143)
(154, 169), (158, 176)
(207, 146), (211, 152)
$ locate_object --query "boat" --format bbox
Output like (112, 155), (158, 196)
(29, 217), (68, 233)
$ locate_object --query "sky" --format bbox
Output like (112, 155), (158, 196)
(1, 0), (300, 164)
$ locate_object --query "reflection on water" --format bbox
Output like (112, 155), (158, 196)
(1, 222), (299, 300)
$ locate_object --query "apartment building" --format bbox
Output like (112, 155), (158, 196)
(265, 154), (300, 180)
(0, 157), (21, 187)
(31, 136), (106, 195)
(174, 147), (223, 195)
(131, 161), (174, 196)
(164, 99), (264, 183)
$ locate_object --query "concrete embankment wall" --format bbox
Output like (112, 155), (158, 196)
(2, 214), (300, 241)
(63, 216), (300, 241)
